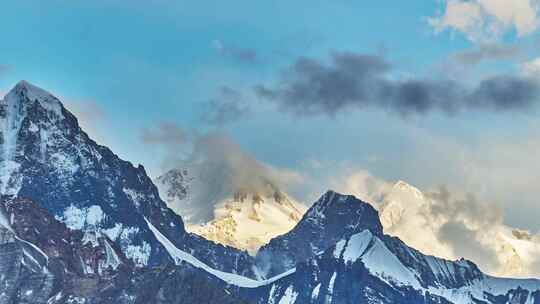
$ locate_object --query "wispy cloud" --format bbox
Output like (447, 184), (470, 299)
(140, 122), (188, 147)
(141, 124), (303, 222)
(213, 39), (258, 64)
(450, 43), (522, 66)
(201, 86), (251, 125)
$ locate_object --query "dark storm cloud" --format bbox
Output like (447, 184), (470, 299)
(202, 86), (251, 125)
(255, 52), (540, 117)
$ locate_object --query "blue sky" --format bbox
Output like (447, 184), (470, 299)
(2, 0), (540, 230)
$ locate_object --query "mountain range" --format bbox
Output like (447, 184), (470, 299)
(1, 81), (540, 303)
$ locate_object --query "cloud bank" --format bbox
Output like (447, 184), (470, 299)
(255, 52), (540, 118)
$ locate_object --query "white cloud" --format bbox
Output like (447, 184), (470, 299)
(328, 169), (392, 207)
(429, 0), (540, 42)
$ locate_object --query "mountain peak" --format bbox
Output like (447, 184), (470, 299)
(10, 80), (56, 102)
(310, 190), (373, 216)
(391, 180), (424, 198)
(14, 80), (32, 88)
(3, 80), (64, 119)
(310, 190), (382, 232)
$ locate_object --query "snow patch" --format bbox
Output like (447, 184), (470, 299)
(28, 122), (39, 133)
(102, 223), (123, 241)
(123, 188), (145, 208)
(99, 240), (121, 273)
(311, 283), (321, 300)
(56, 205), (104, 230)
(278, 286), (298, 304)
(341, 230), (373, 263)
(125, 241), (151, 267)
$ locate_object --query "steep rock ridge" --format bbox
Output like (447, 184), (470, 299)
(256, 190), (383, 276)
(0, 81), (255, 277)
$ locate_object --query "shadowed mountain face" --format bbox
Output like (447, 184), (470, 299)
(1, 81), (540, 304)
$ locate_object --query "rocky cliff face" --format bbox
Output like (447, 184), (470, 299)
(0, 195), (126, 303)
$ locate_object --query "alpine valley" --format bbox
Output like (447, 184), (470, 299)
(1, 80), (540, 304)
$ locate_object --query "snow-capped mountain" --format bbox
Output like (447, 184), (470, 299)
(156, 168), (306, 253)
(189, 189), (306, 254)
(0, 81), (256, 276)
(378, 181), (455, 261)
(3, 80), (540, 303)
